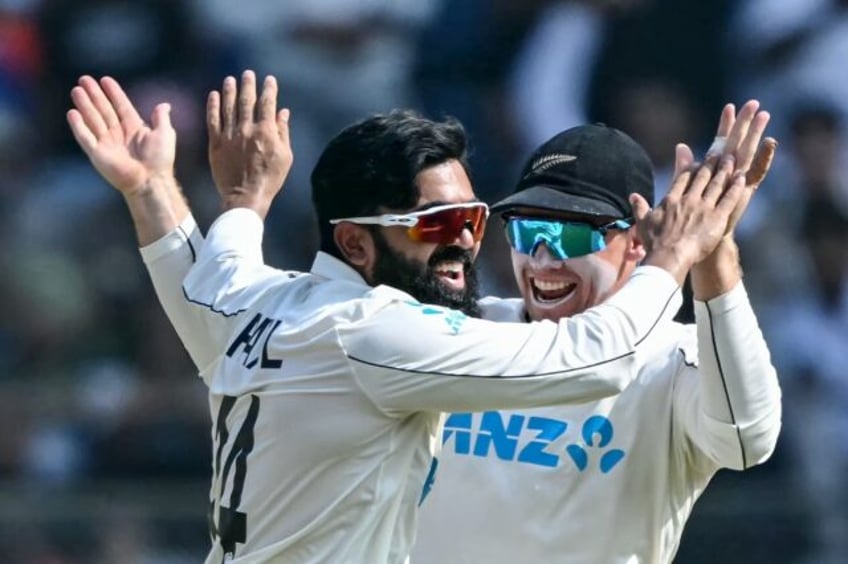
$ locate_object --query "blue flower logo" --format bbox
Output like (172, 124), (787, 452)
(565, 415), (625, 473)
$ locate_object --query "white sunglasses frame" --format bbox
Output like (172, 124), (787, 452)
(329, 202), (490, 227)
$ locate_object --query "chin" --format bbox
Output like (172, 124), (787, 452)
(526, 299), (582, 322)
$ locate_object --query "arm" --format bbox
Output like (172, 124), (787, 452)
(182, 202), (684, 413)
(176, 71), (296, 365)
(672, 100), (781, 469)
(67, 75), (214, 369)
(674, 283), (782, 470)
(342, 266), (683, 414)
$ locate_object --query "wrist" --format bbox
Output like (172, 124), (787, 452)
(642, 247), (690, 287)
(220, 190), (273, 220)
(690, 237), (741, 300)
(123, 172), (176, 199)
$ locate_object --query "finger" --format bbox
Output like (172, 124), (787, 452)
(221, 75), (237, 138)
(66, 109), (98, 154)
(238, 69), (257, 134)
(207, 90), (221, 142)
(724, 99), (759, 159)
(70, 85), (109, 138)
(715, 103), (735, 138)
(150, 103), (172, 131)
(100, 76), (144, 133)
(736, 110), (770, 172)
(257, 75), (278, 122)
(685, 157), (722, 199)
(702, 155), (736, 204)
(78, 75), (121, 133)
(672, 143), (695, 179)
(277, 107), (290, 145)
(664, 167), (693, 202)
(715, 172), (748, 216)
(746, 137), (778, 188)
(629, 193), (652, 223)
(705, 104), (735, 159)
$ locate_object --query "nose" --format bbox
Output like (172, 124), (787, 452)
(451, 221), (477, 249)
(531, 242), (563, 265)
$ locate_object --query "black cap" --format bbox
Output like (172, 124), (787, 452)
(492, 124), (654, 218)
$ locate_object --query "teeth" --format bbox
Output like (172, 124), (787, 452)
(435, 261), (464, 273)
(533, 280), (571, 291)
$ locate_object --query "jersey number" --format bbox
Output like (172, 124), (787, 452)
(209, 395), (260, 557)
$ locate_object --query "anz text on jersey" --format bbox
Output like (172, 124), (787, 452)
(443, 411), (626, 474)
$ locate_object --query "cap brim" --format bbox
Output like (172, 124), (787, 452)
(490, 185), (625, 218)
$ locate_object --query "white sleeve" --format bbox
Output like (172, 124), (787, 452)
(342, 266), (683, 415)
(181, 209), (292, 374)
(139, 214), (216, 370)
(675, 282), (782, 470)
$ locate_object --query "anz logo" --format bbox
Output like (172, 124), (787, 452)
(442, 412), (625, 474)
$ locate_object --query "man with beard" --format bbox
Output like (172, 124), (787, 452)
(412, 110), (782, 563)
(67, 71), (752, 563)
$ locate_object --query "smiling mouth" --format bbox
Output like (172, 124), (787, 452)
(434, 260), (466, 290)
(531, 278), (577, 304)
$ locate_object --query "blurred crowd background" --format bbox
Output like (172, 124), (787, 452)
(1, 0), (847, 562)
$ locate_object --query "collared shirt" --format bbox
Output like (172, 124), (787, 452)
(412, 286), (782, 564)
(142, 209), (684, 563)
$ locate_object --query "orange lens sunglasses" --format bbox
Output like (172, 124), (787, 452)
(330, 202), (489, 244)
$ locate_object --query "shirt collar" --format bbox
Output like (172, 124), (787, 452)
(310, 251), (369, 286)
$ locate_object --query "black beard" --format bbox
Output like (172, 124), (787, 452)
(370, 230), (481, 318)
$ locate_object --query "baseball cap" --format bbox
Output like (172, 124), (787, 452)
(491, 124), (654, 219)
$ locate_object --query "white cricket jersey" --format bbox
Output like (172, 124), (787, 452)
(140, 210), (685, 563)
(411, 288), (782, 564)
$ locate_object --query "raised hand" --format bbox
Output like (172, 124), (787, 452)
(711, 101), (777, 233)
(67, 76), (176, 196)
(708, 100), (776, 186)
(631, 154), (746, 285)
(207, 70), (293, 218)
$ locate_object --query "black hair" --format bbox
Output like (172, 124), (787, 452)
(311, 109), (470, 260)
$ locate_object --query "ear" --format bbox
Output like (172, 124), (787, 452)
(334, 223), (377, 275)
(626, 227), (647, 263)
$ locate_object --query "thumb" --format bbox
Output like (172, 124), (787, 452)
(630, 193), (652, 223)
(746, 136), (777, 188)
(150, 103), (173, 131)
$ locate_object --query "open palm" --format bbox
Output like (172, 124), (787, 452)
(67, 76), (176, 195)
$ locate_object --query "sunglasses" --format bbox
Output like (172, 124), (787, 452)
(330, 202), (490, 244)
(504, 216), (633, 260)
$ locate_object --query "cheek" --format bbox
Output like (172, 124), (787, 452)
(570, 253), (620, 295)
(386, 230), (437, 264)
(511, 250), (532, 296)
(470, 242), (482, 261)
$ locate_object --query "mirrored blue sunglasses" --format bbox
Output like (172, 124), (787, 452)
(504, 216), (634, 260)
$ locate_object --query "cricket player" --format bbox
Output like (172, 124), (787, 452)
(412, 115), (782, 563)
(67, 71), (754, 563)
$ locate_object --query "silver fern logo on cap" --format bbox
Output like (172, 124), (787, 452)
(529, 153), (577, 174)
